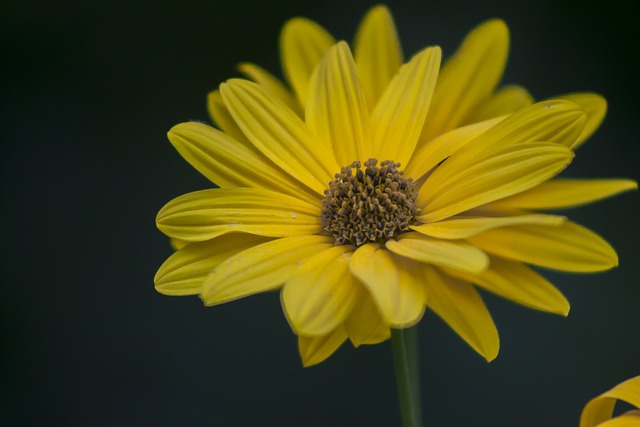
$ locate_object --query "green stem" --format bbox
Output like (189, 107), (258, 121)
(391, 326), (423, 427)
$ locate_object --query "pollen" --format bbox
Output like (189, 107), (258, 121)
(321, 159), (418, 246)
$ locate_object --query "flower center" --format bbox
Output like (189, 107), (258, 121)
(321, 158), (418, 247)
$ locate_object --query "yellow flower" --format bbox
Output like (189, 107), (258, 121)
(155, 6), (636, 366)
(581, 376), (640, 427)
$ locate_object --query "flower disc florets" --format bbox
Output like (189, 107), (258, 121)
(321, 158), (418, 246)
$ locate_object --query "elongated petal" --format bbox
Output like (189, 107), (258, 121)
(449, 100), (586, 160)
(345, 290), (391, 347)
(298, 325), (348, 367)
(385, 233), (489, 274)
(558, 92), (607, 149)
(580, 376), (640, 427)
(464, 85), (534, 124)
(282, 247), (361, 336)
(371, 46), (441, 167)
(421, 19), (509, 142)
(418, 142), (574, 222)
(280, 18), (335, 106)
(411, 214), (565, 239)
(237, 62), (302, 116)
(467, 221), (618, 272)
(167, 122), (317, 204)
(353, 5), (403, 107)
(404, 116), (505, 181)
(307, 42), (370, 166)
(424, 266), (499, 361)
(487, 178), (638, 211)
(154, 234), (270, 296)
(202, 235), (333, 305)
(207, 90), (251, 145)
(443, 256), (570, 315)
(157, 188), (322, 242)
(349, 244), (425, 327)
(221, 79), (339, 194)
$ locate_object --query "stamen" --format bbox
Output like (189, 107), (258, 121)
(321, 159), (418, 246)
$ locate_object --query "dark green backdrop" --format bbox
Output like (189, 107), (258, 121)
(1, 0), (638, 425)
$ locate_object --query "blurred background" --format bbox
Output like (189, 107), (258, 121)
(1, 0), (639, 425)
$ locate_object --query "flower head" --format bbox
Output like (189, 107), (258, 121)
(155, 6), (637, 366)
(580, 376), (640, 427)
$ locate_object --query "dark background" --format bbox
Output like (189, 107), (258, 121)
(1, 0), (639, 426)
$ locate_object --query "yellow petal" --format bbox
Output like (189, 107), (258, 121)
(418, 142), (574, 222)
(464, 85), (534, 124)
(593, 416), (640, 427)
(371, 46), (441, 167)
(467, 221), (618, 273)
(487, 178), (638, 211)
(207, 90), (251, 145)
(424, 266), (499, 362)
(167, 122), (318, 205)
(156, 188), (322, 242)
(282, 247), (361, 336)
(298, 325), (348, 367)
(280, 18), (335, 106)
(201, 235), (333, 305)
(353, 4), (403, 107)
(421, 19), (509, 142)
(170, 238), (188, 251)
(580, 375), (640, 427)
(404, 116), (505, 181)
(349, 244), (425, 328)
(344, 290), (391, 347)
(154, 234), (271, 296)
(411, 214), (565, 239)
(306, 42), (370, 166)
(558, 92), (607, 149)
(448, 99), (586, 159)
(221, 79), (339, 195)
(237, 62), (302, 116)
(385, 232), (489, 274)
(443, 256), (570, 316)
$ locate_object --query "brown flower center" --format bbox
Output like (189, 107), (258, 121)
(321, 159), (418, 247)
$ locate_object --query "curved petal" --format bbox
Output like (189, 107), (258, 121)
(404, 116), (505, 181)
(237, 62), (302, 115)
(156, 188), (322, 242)
(420, 19), (509, 142)
(594, 415), (640, 427)
(464, 85), (534, 124)
(201, 235), (333, 305)
(167, 122), (318, 204)
(558, 92), (607, 149)
(443, 256), (570, 315)
(424, 266), (499, 362)
(417, 142), (574, 222)
(580, 376), (640, 427)
(220, 79), (339, 194)
(345, 290), (391, 347)
(307, 42), (370, 166)
(280, 17), (335, 106)
(207, 90), (251, 145)
(448, 100), (586, 159)
(486, 178), (638, 211)
(385, 232), (489, 274)
(154, 234), (271, 296)
(467, 221), (619, 273)
(349, 244), (425, 328)
(411, 214), (565, 239)
(370, 46), (441, 167)
(353, 4), (403, 107)
(282, 246), (361, 336)
(298, 325), (348, 367)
